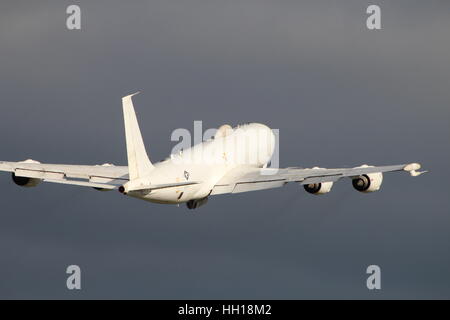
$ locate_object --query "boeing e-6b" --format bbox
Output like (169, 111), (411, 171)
(0, 93), (426, 209)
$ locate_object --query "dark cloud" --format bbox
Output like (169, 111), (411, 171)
(0, 0), (449, 299)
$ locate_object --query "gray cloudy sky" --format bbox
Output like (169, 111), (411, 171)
(0, 0), (449, 299)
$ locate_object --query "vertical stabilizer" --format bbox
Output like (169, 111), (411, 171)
(122, 93), (154, 180)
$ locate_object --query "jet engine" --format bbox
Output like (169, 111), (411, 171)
(186, 197), (209, 209)
(11, 173), (41, 188)
(352, 173), (383, 193)
(304, 182), (333, 195)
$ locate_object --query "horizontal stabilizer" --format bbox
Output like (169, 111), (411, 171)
(44, 179), (117, 190)
(127, 181), (201, 193)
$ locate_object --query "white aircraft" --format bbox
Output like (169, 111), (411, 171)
(0, 93), (426, 209)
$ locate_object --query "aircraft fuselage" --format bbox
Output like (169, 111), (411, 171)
(126, 123), (275, 204)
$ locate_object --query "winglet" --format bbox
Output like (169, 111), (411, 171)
(403, 163), (427, 177)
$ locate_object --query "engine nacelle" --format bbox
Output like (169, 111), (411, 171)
(186, 197), (209, 209)
(352, 172), (383, 193)
(11, 173), (42, 188)
(304, 182), (333, 195)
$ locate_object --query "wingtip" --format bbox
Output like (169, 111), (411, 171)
(404, 163), (427, 177)
(411, 170), (428, 177)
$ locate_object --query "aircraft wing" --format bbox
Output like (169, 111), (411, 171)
(0, 160), (129, 190)
(211, 163), (426, 195)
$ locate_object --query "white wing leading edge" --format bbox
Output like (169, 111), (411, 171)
(211, 163), (426, 195)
